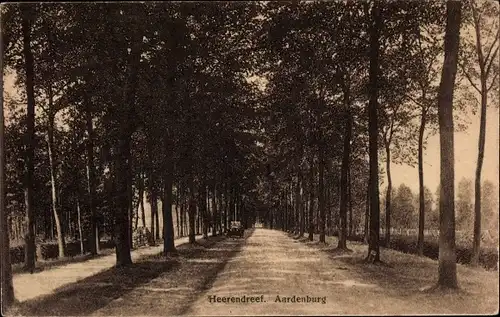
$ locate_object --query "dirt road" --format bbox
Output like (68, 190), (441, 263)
(184, 229), (419, 315)
(13, 228), (498, 316)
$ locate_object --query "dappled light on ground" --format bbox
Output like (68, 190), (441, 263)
(8, 229), (498, 316)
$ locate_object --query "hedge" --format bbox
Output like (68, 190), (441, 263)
(345, 233), (498, 270)
(9, 239), (115, 265)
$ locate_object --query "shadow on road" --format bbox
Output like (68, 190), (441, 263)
(12, 231), (254, 316)
(175, 229), (255, 315)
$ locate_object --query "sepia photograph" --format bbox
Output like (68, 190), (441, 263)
(1, 1), (499, 316)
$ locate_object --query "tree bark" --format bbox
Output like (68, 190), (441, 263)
(229, 186), (235, 224)
(384, 141), (392, 246)
(318, 144), (326, 243)
(223, 182), (228, 233)
(21, 6), (37, 272)
(348, 167), (353, 238)
(47, 110), (66, 258)
(300, 176), (305, 237)
(364, 177), (370, 244)
(338, 105), (352, 249)
(201, 182), (209, 239)
(138, 170), (146, 228)
(180, 185), (185, 237)
(188, 178), (196, 244)
(175, 184), (180, 238)
(85, 99), (98, 255)
(472, 10), (489, 267)
(77, 200), (84, 255)
(308, 159), (315, 241)
(367, 0), (381, 262)
(162, 168), (176, 255)
(1, 66), (15, 307)
(212, 183), (218, 237)
(217, 183), (224, 235)
(155, 203), (160, 240)
(436, 0), (461, 289)
(296, 170), (304, 237)
(114, 136), (133, 267)
(417, 107), (427, 256)
(150, 188), (157, 243)
(126, 156), (133, 249)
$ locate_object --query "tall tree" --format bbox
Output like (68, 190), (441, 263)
(459, 0), (499, 266)
(408, 22), (441, 256)
(20, 4), (37, 272)
(1, 43), (15, 309)
(366, 0), (382, 263)
(436, 0), (461, 290)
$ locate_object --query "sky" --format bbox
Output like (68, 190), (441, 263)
(387, 106), (499, 194)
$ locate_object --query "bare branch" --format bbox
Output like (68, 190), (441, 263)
(406, 94), (424, 107)
(487, 72), (498, 93)
(459, 62), (482, 94)
(484, 28), (500, 64)
(485, 45), (499, 78)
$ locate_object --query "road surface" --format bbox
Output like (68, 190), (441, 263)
(13, 228), (498, 316)
(184, 229), (422, 315)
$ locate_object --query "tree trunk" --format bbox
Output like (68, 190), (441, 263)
(217, 183), (224, 235)
(196, 202), (201, 235)
(300, 177), (305, 237)
(367, 0), (381, 263)
(85, 99), (98, 255)
(114, 136), (133, 267)
(212, 183), (218, 237)
(384, 142), (392, 246)
(180, 190), (185, 237)
(348, 167), (353, 238)
(296, 171), (304, 237)
(188, 178), (196, 244)
(21, 6), (37, 272)
(223, 183), (228, 233)
(47, 111), (66, 258)
(175, 184), (180, 238)
(229, 186), (235, 224)
(1, 71), (14, 307)
(308, 159), (315, 241)
(138, 170), (146, 228)
(77, 200), (84, 255)
(364, 177), (370, 244)
(417, 108), (427, 256)
(436, 0), (461, 289)
(318, 144), (326, 243)
(162, 168), (176, 255)
(338, 107), (352, 250)
(472, 66), (488, 267)
(150, 189), (157, 242)
(155, 199), (160, 240)
(284, 187), (289, 232)
(201, 182), (209, 239)
(127, 154), (134, 249)
(134, 196), (139, 231)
